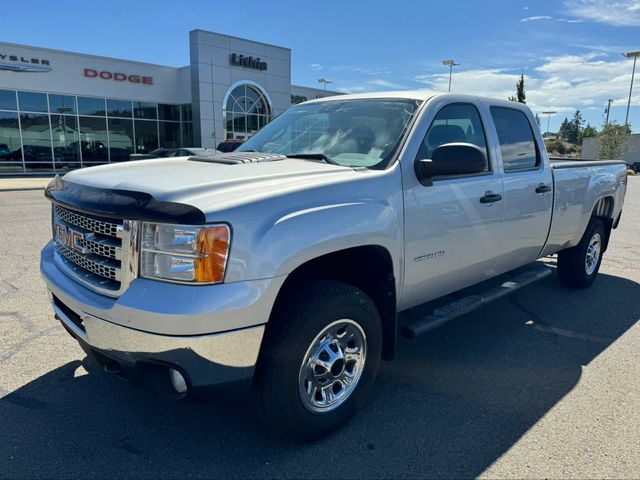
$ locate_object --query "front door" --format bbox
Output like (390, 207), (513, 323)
(400, 102), (504, 310)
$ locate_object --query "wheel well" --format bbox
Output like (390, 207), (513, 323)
(270, 246), (397, 360)
(591, 196), (615, 250)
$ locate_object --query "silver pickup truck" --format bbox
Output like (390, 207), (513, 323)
(41, 92), (627, 440)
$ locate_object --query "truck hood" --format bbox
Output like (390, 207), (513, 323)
(62, 153), (365, 214)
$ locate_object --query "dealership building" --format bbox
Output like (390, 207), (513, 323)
(0, 30), (339, 174)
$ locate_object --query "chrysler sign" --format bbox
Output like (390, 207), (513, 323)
(0, 53), (51, 72)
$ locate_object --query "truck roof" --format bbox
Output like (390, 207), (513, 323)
(305, 91), (529, 110)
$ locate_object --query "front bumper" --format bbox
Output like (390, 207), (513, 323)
(41, 242), (286, 396)
(53, 296), (264, 397)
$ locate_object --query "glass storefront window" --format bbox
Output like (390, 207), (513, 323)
(134, 102), (157, 119)
(79, 117), (109, 163)
(18, 91), (48, 113)
(0, 89), (189, 172)
(159, 104), (180, 121)
(159, 121), (180, 148)
(78, 97), (106, 116)
(51, 115), (80, 171)
(223, 84), (271, 140)
(181, 104), (192, 122)
(20, 113), (53, 171)
(0, 90), (17, 111)
(0, 111), (22, 173)
(181, 122), (193, 147)
(107, 118), (133, 161)
(107, 99), (133, 118)
(49, 95), (77, 115)
(134, 120), (159, 153)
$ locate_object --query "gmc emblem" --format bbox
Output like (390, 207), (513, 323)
(54, 223), (88, 254)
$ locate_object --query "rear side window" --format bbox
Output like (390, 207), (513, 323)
(490, 107), (539, 172)
(416, 103), (489, 172)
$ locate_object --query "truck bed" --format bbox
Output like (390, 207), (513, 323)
(549, 158), (626, 169)
(541, 159), (627, 256)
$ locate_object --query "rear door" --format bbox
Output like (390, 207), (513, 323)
(400, 101), (505, 309)
(489, 106), (553, 273)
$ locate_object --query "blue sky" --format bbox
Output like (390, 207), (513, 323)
(3, 0), (640, 132)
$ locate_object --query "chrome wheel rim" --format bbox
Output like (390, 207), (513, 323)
(298, 319), (367, 413)
(585, 232), (601, 275)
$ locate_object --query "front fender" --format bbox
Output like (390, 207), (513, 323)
(222, 168), (404, 288)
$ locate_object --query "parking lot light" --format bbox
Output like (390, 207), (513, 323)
(623, 50), (640, 126)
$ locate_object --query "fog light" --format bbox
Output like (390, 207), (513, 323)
(169, 368), (188, 394)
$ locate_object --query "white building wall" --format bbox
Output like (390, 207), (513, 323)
(582, 135), (640, 163)
(0, 41), (190, 103)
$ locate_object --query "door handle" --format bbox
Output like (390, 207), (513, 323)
(535, 184), (552, 194)
(480, 192), (502, 204)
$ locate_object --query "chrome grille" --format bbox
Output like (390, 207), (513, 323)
(54, 205), (120, 237)
(57, 244), (120, 281)
(51, 204), (138, 297)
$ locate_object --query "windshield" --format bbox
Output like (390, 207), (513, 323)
(236, 98), (420, 168)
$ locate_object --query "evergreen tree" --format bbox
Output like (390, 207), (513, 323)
(508, 75), (526, 103)
(572, 110), (584, 132)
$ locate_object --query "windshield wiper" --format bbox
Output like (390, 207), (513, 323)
(286, 153), (340, 165)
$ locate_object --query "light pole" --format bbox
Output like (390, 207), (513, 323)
(623, 50), (640, 126)
(542, 111), (557, 135)
(318, 78), (333, 90)
(442, 59), (460, 92)
(605, 98), (613, 126)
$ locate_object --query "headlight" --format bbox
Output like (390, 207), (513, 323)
(140, 222), (230, 284)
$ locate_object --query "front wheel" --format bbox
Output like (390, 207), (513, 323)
(250, 280), (382, 441)
(557, 218), (605, 288)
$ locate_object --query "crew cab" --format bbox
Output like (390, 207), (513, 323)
(41, 92), (627, 441)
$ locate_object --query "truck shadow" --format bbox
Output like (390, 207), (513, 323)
(2, 271), (639, 479)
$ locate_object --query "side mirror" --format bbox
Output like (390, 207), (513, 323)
(415, 142), (488, 186)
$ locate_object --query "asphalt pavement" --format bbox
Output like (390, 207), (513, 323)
(1, 178), (639, 479)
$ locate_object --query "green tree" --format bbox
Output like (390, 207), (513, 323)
(580, 124), (598, 144)
(597, 123), (631, 160)
(572, 110), (584, 133)
(508, 74), (526, 103)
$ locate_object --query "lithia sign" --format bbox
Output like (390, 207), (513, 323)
(229, 53), (267, 71)
(0, 53), (51, 72)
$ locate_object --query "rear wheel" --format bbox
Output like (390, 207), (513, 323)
(557, 218), (605, 288)
(251, 280), (382, 441)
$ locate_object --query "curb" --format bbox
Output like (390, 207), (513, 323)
(0, 187), (47, 193)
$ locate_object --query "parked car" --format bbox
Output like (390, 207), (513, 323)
(0, 143), (11, 159)
(129, 147), (221, 160)
(216, 139), (243, 152)
(41, 92), (627, 441)
(631, 161), (640, 173)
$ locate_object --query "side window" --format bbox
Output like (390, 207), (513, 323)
(490, 107), (540, 172)
(415, 103), (489, 173)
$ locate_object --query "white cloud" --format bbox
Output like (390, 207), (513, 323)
(337, 86), (368, 94)
(310, 63), (322, 71)
(366, 79), (407, 89)
(411, 52), (639, 117)
(564, 0), (640, 26)
(521, 15), (554, 22)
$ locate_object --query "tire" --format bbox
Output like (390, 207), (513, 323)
(250, 280), (382, 442)
(557, 218), (605, 288)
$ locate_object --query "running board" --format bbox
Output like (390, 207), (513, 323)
(400, 263), (553, 339)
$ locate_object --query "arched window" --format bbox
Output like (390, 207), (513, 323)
(223, 83), (271, 140)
